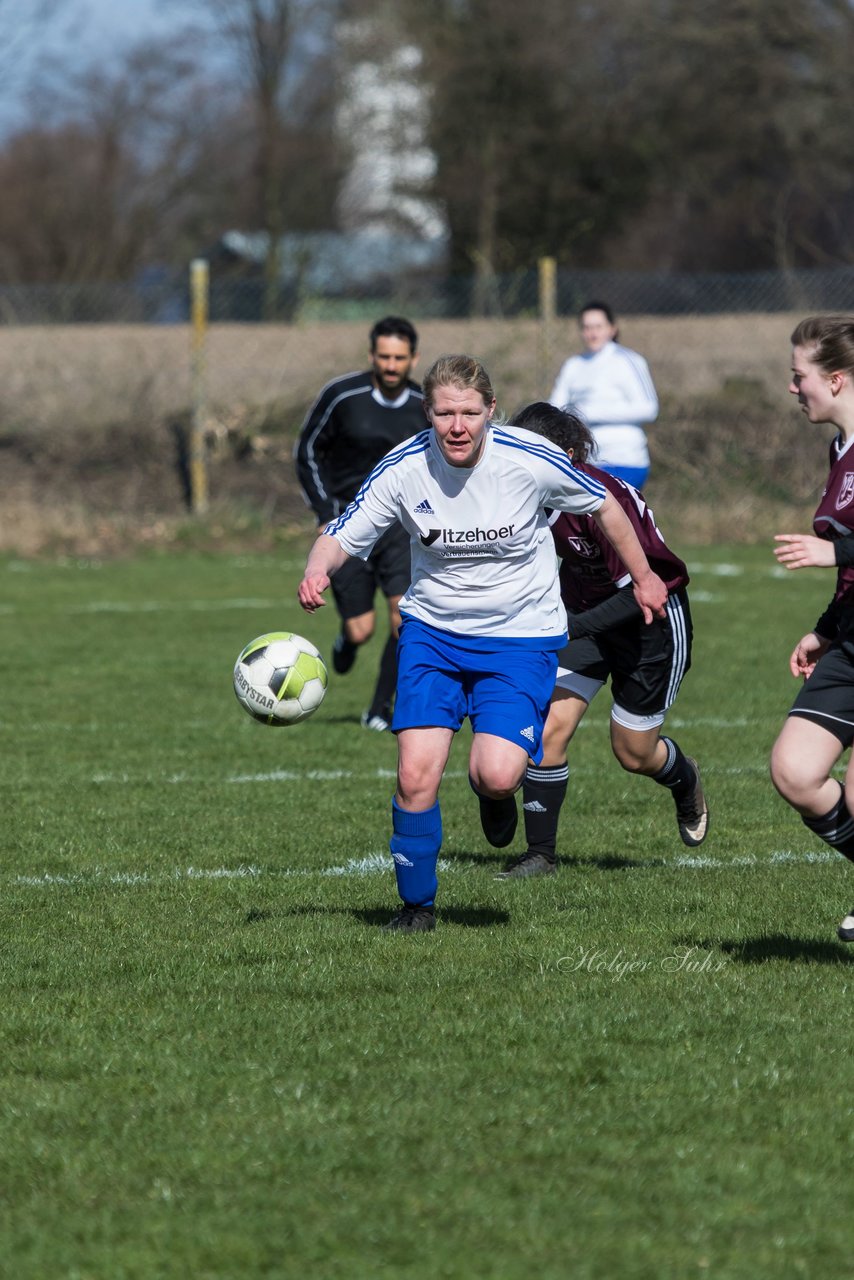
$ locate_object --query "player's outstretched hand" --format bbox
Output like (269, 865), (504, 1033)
(789, 631), (829, 679)
(632, 570), (668, 624)
(774, 533), (836, 569)
(298, 573), (330, 613)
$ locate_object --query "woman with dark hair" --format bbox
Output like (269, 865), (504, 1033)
(772, 315), (854, 941)
(297, 359), (668, 931)
(496, 401), (707, 880)
(549, 300), (658, 489)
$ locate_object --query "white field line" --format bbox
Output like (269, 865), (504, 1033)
(84, 760), (773, 787)
(84, 751), (771, 787)
(72, 598), (281, 614)
(685, 562), (743, 577)
(11, 847), (842, 890)
(683, 590), (720, 604)
(86, 768), (471, 784)
(13, 714), (756, 744)
(13, 855), (452, 888)
(0, 561), (808, 619)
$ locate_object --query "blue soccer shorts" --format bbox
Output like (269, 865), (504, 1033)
(391, 616), (560, 763)
(599, 463), (649, 490)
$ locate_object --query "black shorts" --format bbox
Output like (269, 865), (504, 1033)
(555, 589), (693, 724)
(789, 643), (854, 746)
(331, 521), (411, 620)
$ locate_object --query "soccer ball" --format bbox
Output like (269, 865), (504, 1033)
(233, 632), (328, 726)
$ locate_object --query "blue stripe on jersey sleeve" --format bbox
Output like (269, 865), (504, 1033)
(492, 427), (606, 500)
(326, 431), (432, 536)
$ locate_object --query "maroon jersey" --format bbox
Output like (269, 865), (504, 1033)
(550, 463), (688, 612)
(814, 435), (854, 610)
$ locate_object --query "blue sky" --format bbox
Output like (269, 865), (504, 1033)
(1, 0), (190, 131)
(61, 0), (180, 52)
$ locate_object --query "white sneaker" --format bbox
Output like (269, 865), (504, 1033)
(838, 911), (854, 942)
(361, 711), (390, 732)
(675, 758), (709, 847)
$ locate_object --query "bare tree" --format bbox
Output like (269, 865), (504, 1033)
(0, 37), (235, 283)
(405, 0), (648, 296)
(625, 0), (854, 270)
(0, 0), (72, 142)
(404, 0), (854, 278)
(0, 0), (67, 81)
(189, 0), (339, 317)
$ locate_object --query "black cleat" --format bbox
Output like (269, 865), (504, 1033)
(477, 793), (518, 848)
(332, 630), (358, 675)
(382, 905), (436, 933)
(838, 911), (854, 943)
(495, 851), (556, 880)
(675, 757), (709, 847)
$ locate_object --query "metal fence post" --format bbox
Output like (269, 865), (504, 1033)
(538, 256), (557, 395)
(189, 258), (210, 515)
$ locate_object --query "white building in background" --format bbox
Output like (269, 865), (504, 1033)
(334, 16), (448, 248)
(209, 14), (448, 298)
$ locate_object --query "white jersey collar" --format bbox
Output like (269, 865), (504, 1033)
(372, 384), (411, 409)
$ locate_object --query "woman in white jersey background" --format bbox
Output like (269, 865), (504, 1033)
(549, 300), (659, 489)
(298, 354), (667, 932)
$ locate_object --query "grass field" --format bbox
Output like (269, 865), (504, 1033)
(3, 543), (853, 1279)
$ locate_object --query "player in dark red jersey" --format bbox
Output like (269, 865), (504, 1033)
(496, 401), (708, 878)
(294, 317), (424, 731)
(771, 315), (854, 942)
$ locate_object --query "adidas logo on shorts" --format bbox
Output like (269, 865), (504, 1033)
(520, 725), (535, 744)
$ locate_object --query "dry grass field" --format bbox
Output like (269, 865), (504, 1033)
(0, 312), (820, 555)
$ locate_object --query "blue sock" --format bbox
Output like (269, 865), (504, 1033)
(389, 798), (442, 907)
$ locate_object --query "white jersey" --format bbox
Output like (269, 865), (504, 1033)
(325, 424), (606, 640)
(549, 340), (658, 471)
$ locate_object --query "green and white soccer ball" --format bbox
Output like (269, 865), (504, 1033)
(233, 632), (328, 726)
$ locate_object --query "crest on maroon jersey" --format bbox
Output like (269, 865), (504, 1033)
(566, 536), (598, 559)
(837, 472), (854, 510)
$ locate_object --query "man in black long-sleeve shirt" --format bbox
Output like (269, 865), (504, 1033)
(294, 317), (424, 730)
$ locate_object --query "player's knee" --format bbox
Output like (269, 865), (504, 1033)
(345, 616), (375, 646)
(770, 746), (815, 807)
(613, 743), (650, 773)
(611, 728), (659, 773)
(471, 764), (524, 799)
(396, 772), (438, 811)
(769, 759), (799, 805)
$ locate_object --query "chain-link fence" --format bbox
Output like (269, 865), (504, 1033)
(0, 257), (833, 551)
(0, 258), (824, 465)
(3, 262), (854, 326)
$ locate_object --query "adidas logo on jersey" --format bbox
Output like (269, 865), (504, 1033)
(519, 725), (535, 744)
(414, 498), (435, 515)
(523, 800), (547, 812)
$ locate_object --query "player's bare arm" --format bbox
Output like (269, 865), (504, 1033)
(298, 533), (350, 612)
(591, 493), (667, 622)
(774, 534), (836, 569)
